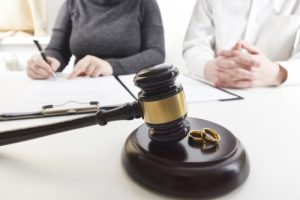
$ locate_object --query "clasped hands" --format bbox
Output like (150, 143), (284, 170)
(204, 41), (287, 88)
(27, 55), (113, 79)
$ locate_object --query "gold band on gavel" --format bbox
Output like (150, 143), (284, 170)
(140, 90), (188, 124)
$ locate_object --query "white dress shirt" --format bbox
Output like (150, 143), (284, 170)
(183, 0), (300, 85)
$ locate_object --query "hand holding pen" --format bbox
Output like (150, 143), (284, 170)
(26, 40), (60, 80)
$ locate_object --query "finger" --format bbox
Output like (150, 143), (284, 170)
(216, 80), (254, 89)
(34, 64), (54, 77)
(231, 41), (243, 51)
(27, 66), (38, 79)
(69, 58), (89, 79)
(217, 71), (235, 82)
(218, 59), (242, 69)
(232, 80), (254, 88)
(218, 50), (241, 57)
(239, 41), (260, 54)
(47, 57), (61, 72)
(232, 54), (257, 68)
(91, 66), (102, 77)
(86, 65), (96, 76)
(27, 66), (50, 80)
(31, 55), (54, 74)
(226, 68), (258, 81)
(69, 66), (86, 79)
(27, 63), (51, 79)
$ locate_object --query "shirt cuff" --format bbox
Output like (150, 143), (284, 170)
(277, 60), (300, 86)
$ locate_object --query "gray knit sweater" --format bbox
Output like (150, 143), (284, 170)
(46, 0), (165, 75)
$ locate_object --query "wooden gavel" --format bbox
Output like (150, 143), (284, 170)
(0, 64), (250, 198)
(0, 64), (190, 145)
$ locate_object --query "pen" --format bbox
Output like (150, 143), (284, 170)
(33, 40), (56, 79)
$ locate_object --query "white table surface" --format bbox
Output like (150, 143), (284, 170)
(1, 72), (300, 200)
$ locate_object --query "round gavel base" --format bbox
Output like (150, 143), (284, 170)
(122, 117), (250, 198)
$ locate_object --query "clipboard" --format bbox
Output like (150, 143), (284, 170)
(0, 101), (117, 121)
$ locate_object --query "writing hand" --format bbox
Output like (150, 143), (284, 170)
(27, 55), (60, 80)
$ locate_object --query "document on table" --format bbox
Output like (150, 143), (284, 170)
(117, 74), (242, 103)
(0, 72), (242, 118)
(0, 73), (135, 113)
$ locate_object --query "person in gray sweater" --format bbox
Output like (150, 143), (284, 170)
(27, 0), (165, 79)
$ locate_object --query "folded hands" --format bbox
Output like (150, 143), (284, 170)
(204, 41), (287, 88)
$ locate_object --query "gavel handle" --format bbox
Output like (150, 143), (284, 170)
(0, 102), (141, 146)
(0, 115), (97, 146)
(96, 101), (141, 125)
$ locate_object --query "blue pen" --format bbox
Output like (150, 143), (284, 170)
(33, 40), (56, 79)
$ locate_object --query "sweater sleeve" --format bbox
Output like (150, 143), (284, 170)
(183, 0), (216, 78)
(45, 0), (72, 72)
(107, 0), (165, 75)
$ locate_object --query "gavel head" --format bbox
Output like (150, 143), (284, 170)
(134, 63), (190, 143)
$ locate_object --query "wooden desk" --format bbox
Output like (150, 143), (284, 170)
(0, 73), (300, 200)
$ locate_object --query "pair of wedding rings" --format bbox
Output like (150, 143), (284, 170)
(188, 128), (221, 147)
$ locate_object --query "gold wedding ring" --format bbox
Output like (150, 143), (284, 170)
(188, 128), (221, 147)
(188, 130), (206, 143)
(202, 128), (221, 144)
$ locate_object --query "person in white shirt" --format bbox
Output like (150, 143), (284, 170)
(183, 0), (300, 88)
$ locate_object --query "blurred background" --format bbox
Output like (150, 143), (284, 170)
(0, 0), (197, 73)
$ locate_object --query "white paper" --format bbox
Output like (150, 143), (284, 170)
(118, 74), (239, 103)
(0, 73), (135, 113)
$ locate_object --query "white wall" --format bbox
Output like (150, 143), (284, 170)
(46, 0), (197, 72)
(158, 0), (196, 72)
(46, 0), (64, 34)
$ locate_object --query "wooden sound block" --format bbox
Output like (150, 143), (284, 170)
(122, 117), (250, 198)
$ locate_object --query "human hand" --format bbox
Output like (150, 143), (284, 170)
(204, 54), (258, 88)
(68, 55), (113, 79)
(217, 41), (287, 88)
(27, 55), (60, 80)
